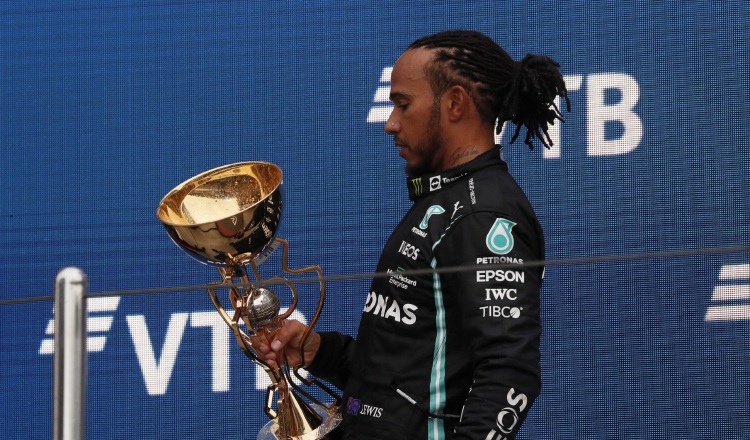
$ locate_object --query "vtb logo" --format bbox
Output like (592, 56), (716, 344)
(39, 297), (120, 354)
(39, 297), (308, 396)
(705, 263), (750, 322)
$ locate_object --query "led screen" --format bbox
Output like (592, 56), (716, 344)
(1, 2), (748, 438)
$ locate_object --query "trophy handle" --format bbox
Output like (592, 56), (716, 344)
(270, 238), (325, 365)
(258, 237), (341, 407)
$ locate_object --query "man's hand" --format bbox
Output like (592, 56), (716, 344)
(254, 319), (321, 369)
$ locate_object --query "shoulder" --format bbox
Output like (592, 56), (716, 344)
(433, 164), (534, 219)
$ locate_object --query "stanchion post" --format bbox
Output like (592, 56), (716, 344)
(53, 267), (88, 440)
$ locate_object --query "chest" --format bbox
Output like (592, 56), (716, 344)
(370, 200), (463, 315)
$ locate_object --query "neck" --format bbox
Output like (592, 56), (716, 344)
(439, 131), (495, 171)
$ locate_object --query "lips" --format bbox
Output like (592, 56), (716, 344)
(396, 142), (408, 158)
(394, 136), (410, 160)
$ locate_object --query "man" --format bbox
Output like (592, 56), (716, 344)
(258, 30), (569, 439)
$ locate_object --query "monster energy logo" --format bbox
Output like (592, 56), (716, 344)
(412, 178), (423, 196)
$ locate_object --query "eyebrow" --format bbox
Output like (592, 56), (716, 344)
(389, 91), (412, 102)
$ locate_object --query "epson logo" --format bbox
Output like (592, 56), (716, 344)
(39, 300), (307, 396)
(476, 270), (525, 284)
(368, 67), (643, 158)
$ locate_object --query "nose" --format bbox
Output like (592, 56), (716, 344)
(384, 120), (398, 134)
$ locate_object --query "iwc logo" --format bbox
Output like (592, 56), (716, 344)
(486, 218), (516, 255)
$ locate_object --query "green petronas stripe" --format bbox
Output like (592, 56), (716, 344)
(427, 214), (463, 439)
(429, 255), (446, 440)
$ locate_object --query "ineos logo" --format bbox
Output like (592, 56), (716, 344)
(496, 407), (519, 434)
(398, 240), (420, 260)
(485, 388), (528, 439)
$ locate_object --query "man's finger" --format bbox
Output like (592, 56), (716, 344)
(268, 320), (302, 352)
(271, 339), (284, 352)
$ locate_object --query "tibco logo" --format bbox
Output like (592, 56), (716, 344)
(705, 263), (750, 322)
(39, 297), (120, 354)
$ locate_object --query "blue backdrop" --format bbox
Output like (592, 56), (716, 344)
(1, 1), (749, 438)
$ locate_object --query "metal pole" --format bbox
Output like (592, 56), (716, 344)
(53, 267), (87, 440)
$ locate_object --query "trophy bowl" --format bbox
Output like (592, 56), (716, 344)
(156, 162), (283, 266)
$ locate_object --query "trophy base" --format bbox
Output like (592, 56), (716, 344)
(257, 403), (342, 440)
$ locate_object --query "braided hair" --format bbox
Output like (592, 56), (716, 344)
(408, 30), (570, 150)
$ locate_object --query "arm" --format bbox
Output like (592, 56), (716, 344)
(436, 212), (543, 439)
(306, 331), (356, 390)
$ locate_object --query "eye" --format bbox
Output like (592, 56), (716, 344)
(389, 93), (411, 112)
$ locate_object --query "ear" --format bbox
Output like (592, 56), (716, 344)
(443, 85), (471, 122)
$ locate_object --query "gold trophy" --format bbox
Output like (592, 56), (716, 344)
(156, 162), (342, 440)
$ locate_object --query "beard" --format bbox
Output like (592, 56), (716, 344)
(404, 101), (444, 176)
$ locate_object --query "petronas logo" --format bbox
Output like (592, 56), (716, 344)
(412, 178), (423, 196)
(486, 218), (516, 255)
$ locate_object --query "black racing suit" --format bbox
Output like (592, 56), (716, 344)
(308, 146), (544, 439)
